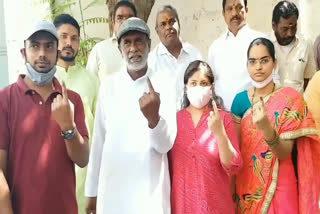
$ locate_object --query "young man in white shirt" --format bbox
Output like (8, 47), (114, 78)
(271, 0), (315, 93)
(208, 0), (264, 111)
(85, 17), (176, 214)
(149, 5), (202, 110)
(86, 1), (137, 82)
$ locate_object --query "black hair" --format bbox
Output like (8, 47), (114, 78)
(113, 0), (137, 21)
(155, 5), (180, 29)
(53, 14), (80, 36)
(272, 1), (299, 24)
(223, 0), (247, 11)
(181, 60), (224, 110)
(247, 37), (276, 61)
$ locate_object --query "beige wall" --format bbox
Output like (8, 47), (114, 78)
(4, 0), (319, 83)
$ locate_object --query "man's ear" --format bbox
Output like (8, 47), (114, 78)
(148, 39), (151, 52)
(272, 22), (277, 31)
(20, 48), (26, 60)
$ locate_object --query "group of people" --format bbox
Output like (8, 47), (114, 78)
(1, 0), (320, 214)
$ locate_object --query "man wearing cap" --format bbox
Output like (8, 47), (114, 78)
(86, 0), (137, 82)
(0, 20), (89, 214)
(85, 17), (176, 214)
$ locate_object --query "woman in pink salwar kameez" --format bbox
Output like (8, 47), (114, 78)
(168, 60), (242, 214)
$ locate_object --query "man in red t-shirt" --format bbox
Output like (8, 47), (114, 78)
(0, 20), (89, 214)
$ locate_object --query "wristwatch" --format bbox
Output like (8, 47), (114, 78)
(61, 127), (78, 140)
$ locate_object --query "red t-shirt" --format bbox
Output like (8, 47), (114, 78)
(0, 75), (88, 214)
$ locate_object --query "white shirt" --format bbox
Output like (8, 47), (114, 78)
(272, 35), (316, 93)
(86, 36), (125, 82)
(85, 65), (177, 214)
(148, 41), (202, 110)
(208, 25), (265, 111)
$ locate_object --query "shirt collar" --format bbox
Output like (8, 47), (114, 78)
(56, 64), (80, 73)
(157, 39), (190, 56)
(17, 74), (62, 95)
(225, 24), (249, 39)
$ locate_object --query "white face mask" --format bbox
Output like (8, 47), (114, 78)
(187, 86), (212, 109)
(24, 62), (56, 86)
(251, 70), (274, 89)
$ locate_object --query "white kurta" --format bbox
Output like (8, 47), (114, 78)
(86, 37), (125, 83)
(208, 25), (265, 111)
(148, 41), (202, 110)
(85, 66), (177, 214)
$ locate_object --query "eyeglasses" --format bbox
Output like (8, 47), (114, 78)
(247, 56), (272, 66)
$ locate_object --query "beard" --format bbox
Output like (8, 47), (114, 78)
(60, 47), (77, 62)
(125, 53), (148, 72)
(275, 31), (295, 46)
(60, 55), (76, 62)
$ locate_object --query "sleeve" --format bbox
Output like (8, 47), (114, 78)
(0, 91), (9, 150)
(73, 92), (89, 138)
(304, 41), (316, 79)
(220, 112), (243, 175)
(85, 86), (106, 197)
(230, 93), (242, 123)
(148, 76), (177, 154)
(86, 45), (99, 80)
(304, 74), (320, 131)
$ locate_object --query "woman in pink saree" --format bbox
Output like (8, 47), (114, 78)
(231, 38), (320, 213)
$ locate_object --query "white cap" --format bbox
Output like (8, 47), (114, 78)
(25, 20), (59, 41)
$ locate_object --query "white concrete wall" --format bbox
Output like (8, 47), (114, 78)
(0, 0), (9, 88)
(3, 0), (319, 83)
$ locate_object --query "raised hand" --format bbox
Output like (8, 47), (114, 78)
(139, 77), (160, 129)
(252, 97), (271, 132)
(207, 100), (225, 135)
(51, 82), (75, 131)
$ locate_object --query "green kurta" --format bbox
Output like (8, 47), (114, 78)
(55, 64), (99, 214)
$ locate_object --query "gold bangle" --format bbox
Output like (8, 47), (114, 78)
(264, 130), (280, 147)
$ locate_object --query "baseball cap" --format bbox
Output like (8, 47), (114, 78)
(117, 17), (150, 43)
(25, 20), (59, 41)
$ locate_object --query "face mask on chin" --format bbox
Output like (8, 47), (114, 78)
(24, 62), (56, 86)
(251, 70), (274, 89)
(187, 86), (212, 109)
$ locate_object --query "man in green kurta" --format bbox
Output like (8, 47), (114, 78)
(53, 14), (99, 214)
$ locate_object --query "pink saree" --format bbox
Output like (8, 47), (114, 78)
(235, 87), (320, 214)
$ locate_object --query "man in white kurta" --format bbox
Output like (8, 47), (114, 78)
(207, 0), (264, 111)
(85, 17), (176, 214)
(148, 5), (202, 110)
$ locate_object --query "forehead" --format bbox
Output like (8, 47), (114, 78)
(26, 31), (57, 44)
(189, 68), (210, 80)
(115, 5), (135, 16)
(277, 15), (298, 26)
(225, 0), (245, 7)
(249, 44), (270, 57)
(157, 10), (176, 22)
(57, 24), (79, 36)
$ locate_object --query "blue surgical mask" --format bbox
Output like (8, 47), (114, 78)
(24, 62), (56, 86)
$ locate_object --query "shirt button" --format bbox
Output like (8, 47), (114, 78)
(31, 91), (35, 95)
(39, 101), (43, 105)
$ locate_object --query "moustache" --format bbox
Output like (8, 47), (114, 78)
(62, 46), (75, 53)
(231, 16), (240, 21)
